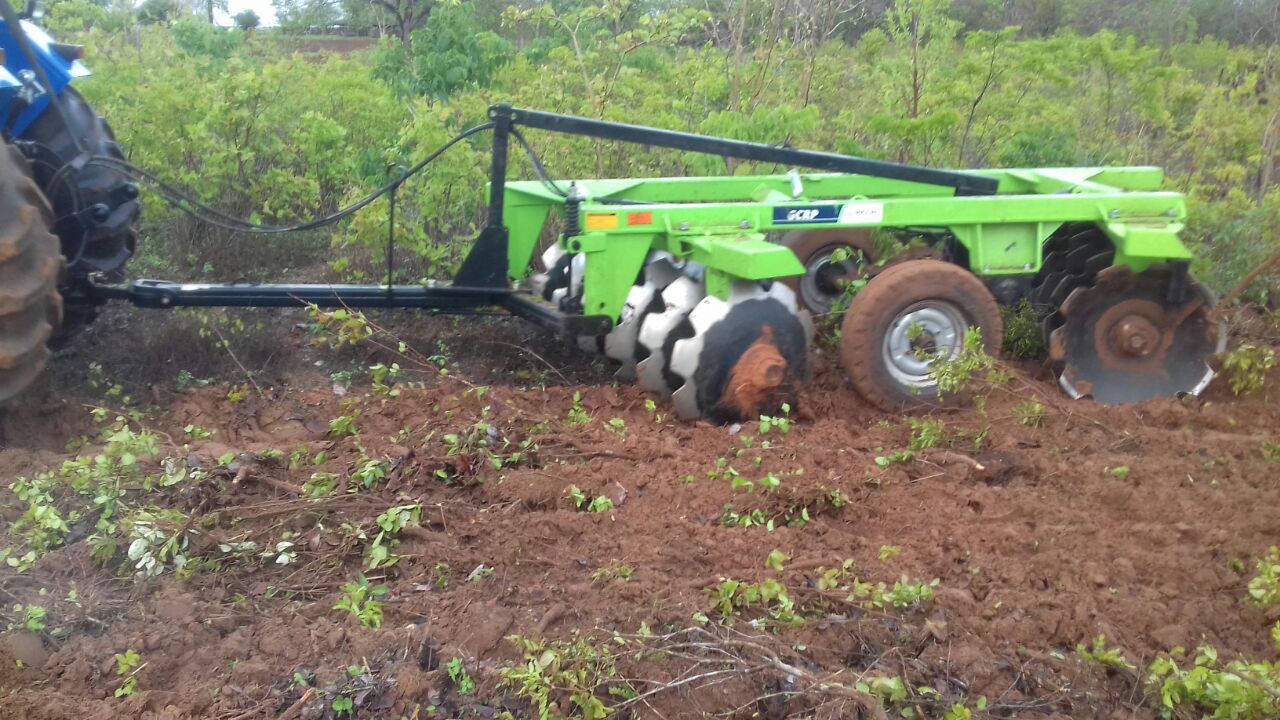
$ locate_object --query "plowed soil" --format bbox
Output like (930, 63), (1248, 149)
(0, 304), (1277, 720)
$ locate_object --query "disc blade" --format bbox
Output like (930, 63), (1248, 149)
(1055, 270), (1224, 403)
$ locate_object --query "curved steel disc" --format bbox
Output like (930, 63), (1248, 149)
(541, 243), (566, 271)
(669, 282), (811, 422)
(636, 276), (704, 395)
(670, 295), (731, 419)
(604, 282), (658, 380)
(1051, 268), (1225, 404)
(541, 248), (571, 302)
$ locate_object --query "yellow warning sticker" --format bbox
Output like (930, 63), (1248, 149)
(584, 213), (619, 231)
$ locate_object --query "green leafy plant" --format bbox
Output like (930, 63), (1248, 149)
(182, 424), (213, 439)
(328, 414), (358, 438)
(10, 604), (47, 633)
(1263, 441), (1280, 463)
(928, 327), (1010, 397)
(1221, 344), (1276, 396)
(332, 695), (355, 715)
(908, 417), (945, 450)
(1246, 547), (1280, 607)
(366, 504), (421, 570)
(447, 657), (477, 696)
(591, 562), (634, 583)
(334, 576), (388, 629)
(501, 633), (635, 718)
(369, 362), (402, 397)
(874, 450), (916, 467)
(765, 549), (789, 571)
(1000, 300), (1047, 359)
(566, 392), (590, 425)
(565, 485), (614, 513)
(1149, 646), (1279, 719)
(759, 404), (793, 434)
(351, 457), (391, 490)
(712, 577), (803, 625)
(1015, 400), (1047, 427)
(1105, 465), (1131, 481)
(304, 471), (341, 498)
(1077, 634), (1135, 671)
(114, 649), (143, 697)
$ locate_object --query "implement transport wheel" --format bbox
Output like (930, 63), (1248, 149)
(840, 260), (1002, 411)
(669, 283), (811, 423)
(779, 229), (876, 315)
(0, 145), (63, 402)
(1050, 264), (1225, 404)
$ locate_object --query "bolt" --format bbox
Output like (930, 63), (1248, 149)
(739, 220), (750, 229)
(983, 265), (991, 273)
(677, 222), (689, 231)
(1109, 209), (1121, 218)
(1166, 208), (1177, 217)
(1024, 263), (1032, 270)
(1111, 316), (1159, 358)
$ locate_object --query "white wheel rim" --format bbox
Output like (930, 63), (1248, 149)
(882, 300), (968, 388)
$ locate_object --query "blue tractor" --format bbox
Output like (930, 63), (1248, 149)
(0, 3), (139, 398)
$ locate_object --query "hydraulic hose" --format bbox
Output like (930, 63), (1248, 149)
(82, 121), (495, 234)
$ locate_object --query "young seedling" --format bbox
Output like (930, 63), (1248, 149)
(334, 576), (388, 629)
(114, 649), (144, 697)
(447, 657), (476, 695)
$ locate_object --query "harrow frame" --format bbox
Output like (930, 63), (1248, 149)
(88, 102), (1193, 335)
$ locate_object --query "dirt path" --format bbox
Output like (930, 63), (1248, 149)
(0, 307), (1276, 719)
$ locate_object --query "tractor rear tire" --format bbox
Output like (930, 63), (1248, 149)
(0, 145), (63, 402)
(840, 260), (1001, 411)
(22, 87), (139, 281)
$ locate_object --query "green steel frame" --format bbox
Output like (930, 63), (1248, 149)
(504, 167), (1190, 324)
(96, 104), (1192, 344)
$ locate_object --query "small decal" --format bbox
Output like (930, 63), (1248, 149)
(773, 204), (841, 225)
(585, 212), (618, 230)
(838, 202), (884, 225)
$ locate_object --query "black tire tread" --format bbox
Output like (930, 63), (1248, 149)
(0, 144), (62, 401)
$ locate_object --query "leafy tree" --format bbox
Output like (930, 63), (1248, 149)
(363, 0), (435, 43)
(137, 0), (180, 23)
(372, 4), (512, 99)
(273, 0), (341, 32)
(233, 8), (260, 28)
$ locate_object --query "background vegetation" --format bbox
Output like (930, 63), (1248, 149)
(42, 0), (1280, 299)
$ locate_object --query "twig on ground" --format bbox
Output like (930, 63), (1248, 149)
(210, 325), (264, 398)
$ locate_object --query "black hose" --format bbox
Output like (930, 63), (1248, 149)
(83, 121), (495, 234)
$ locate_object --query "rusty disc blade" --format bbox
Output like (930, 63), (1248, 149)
(1051, 267), (1225, 404)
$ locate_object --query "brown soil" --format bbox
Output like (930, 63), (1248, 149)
(0, 303), (1277, 719)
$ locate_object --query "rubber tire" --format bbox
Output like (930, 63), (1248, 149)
(779, 228), (875, 314)
(0, 145), (63, 402)
(839, 259), (1001, 411)
(22, 87), (138, 280)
